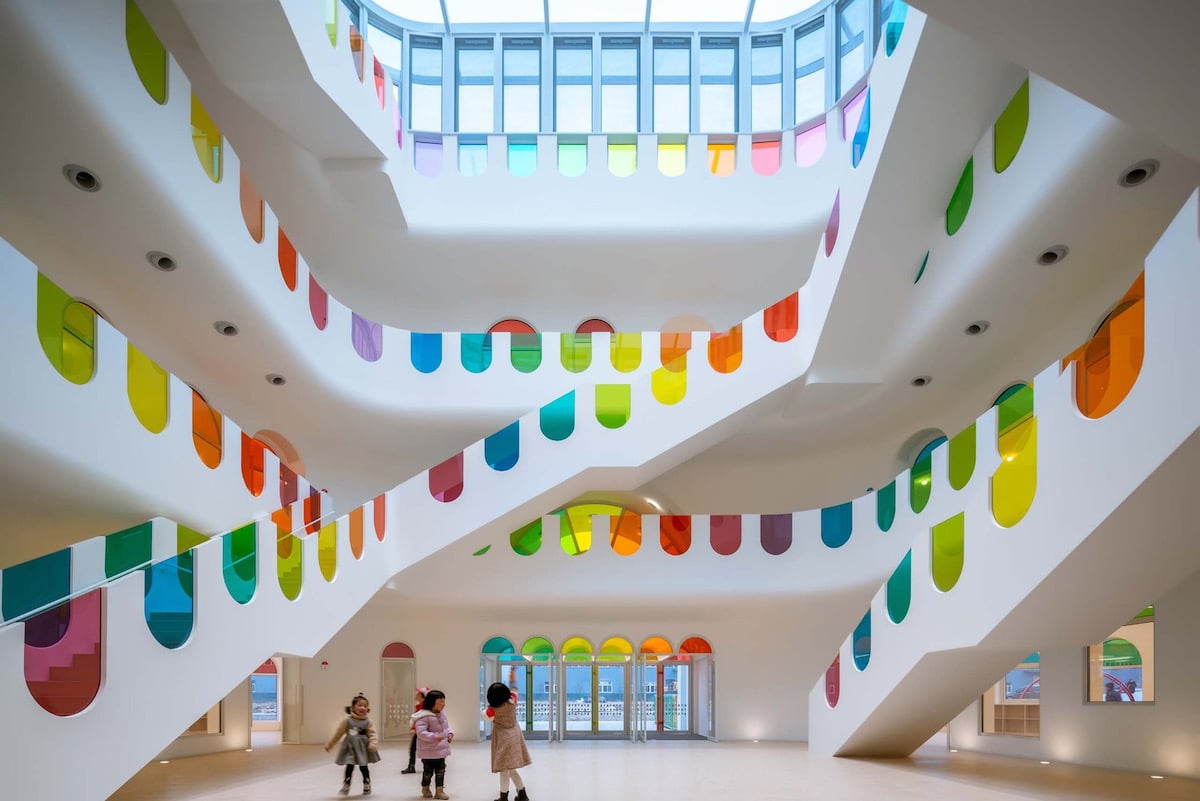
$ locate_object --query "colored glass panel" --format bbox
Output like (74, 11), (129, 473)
(660, 516), (692, 556)
(876, 482), (896, 532)
(651, 365), (687, 405)
(508, 142), (538, 177)
(374, 57), (387, 108)
(824, 191), (840, 256)
(351, 313), (383, 361)
(484, 422), (520, 471)
(127, 343), (168, 434)
(106, 522), (152, 579)
(660, 332), (691, 372)
(948, 423), (976, 491)
(374, 493), (387, 541)
(993, 79), (1029, 174)
(821, 503), (852, 548)
(482, 636), (515, 656)
(349, 506), (365, 560)
(538, 391), (575, 442)
(278, 229), (297, 291)
(24, 590), (101, 717)
(825, 656), (840, 708)
(126, 0), (167, 104)
(885, 1), (908, 56)
(309, 276), (329, 330)
(886, 550), (912, 624)
(558, 509), (588, 555)
(610, 333), (642, 372)
(324, 0), (337, 45)
(678, 637), (712, 654)
(510, 333), (542, 373)
(596, 384), (631, 428)
(931, 513), (965, 592)
(429, 452), (465, 502)
(239, 168), (264, 243)
(37, 275), (95, 385)
(945, 157), (973, 236)
(795, 123), (826, 167)
(191, 94), (222, 182)
(599, 637), (634, 662)
(913, 250), (929, 284)
(382, 642), (415, 659)
(577, 319), (615, 334)
(279, 463), (299, 507)
(521, 637), (555, 659)
(610, 511), (642, 556)
(842, 86), (866, 142)
(2, 549), (70, 622)
(560, 333), (592, 372)
(708, 325), (743, 373)
(558, 142), (587, 177)
(640, 637), (673, 656)
(760, 513), (793, 555)
(459, 142), (488, 176)
(710, 515), (741, 555)
(561, 637), (593, 661)
(708, 142), (735, 176)
(414, 138), (444, 177)
(461, 333), (493, 373)
(276, 528), (302, 601)
(910, 436), (945, 514)
(241, 434), (265, 497)
(144, 552), (194, 649)
(763, 293), (798, 342)
(850, 88), (871, 168)
(1064, 275), (1145, 419)
(304, 488), (322, 535)
(222, 523), (256, 604)
(349, 23), (365, 81)
(608, 142), (637, 177)
(751, 139), (781, 176)
(191, 391), (223, 469)
(411, 332), (443, 373)
(658, 142), (686, 177)
(993, 416), (1037, 528)
(851, 611), (871, 671)
(510, 518), (542, 555)
(318, 523), (337, 582)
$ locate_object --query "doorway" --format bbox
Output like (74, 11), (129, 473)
(633, 653), (716, 740)
(561, 655), (631, 739)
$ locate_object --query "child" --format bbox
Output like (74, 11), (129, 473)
(413, 689), (453, 799)
(402, 687), (429, 774)
(486, 682), (532, 801)
(325, 693), (381, 796)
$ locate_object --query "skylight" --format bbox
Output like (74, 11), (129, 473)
(751, 0), (826, 23)
(375, 0), (443, 25)
(649, 0), (750, 24)
(373, 0), (831, 28)
(443, 0), (545, 25)
(547, 0), (647, 24)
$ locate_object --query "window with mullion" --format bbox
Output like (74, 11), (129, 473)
(555, 37), (593, 133)
(750, 34), (781, 132)
(456, 37), (495, 133)
(793, 20), (824, 125)
(503, 37), (540, 132)
(837, 0), (868, 96)
(653, 37), (690, 133)
(410, 35), (443, 132)
(699, 37), (737, 133)
(601, 37), (639, 133)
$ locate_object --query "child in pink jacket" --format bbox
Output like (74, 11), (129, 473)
(413, 689), (453, 799)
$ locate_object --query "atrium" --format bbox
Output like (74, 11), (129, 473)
(1, 1), (1199, 799)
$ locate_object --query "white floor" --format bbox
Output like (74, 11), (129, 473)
(109, 731), (1200, 801)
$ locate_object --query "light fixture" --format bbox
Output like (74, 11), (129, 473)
(1150, 775), (1164, 779)
(213, 321), (239, 337)
(266, 373), (287, 386)
(949, 749), (958, 753)
(1036, 246), (1069, 266)
(964, 320), (989, 336)
(1119, 159), (1159, 188)
(159, 760), (170, 765)
(146, 251), (177, 272)
(63, 164), (101, 192)
(245, 748), (254, 753)
(1040, 761), (1051, 765)
(911, 375), (932, 387)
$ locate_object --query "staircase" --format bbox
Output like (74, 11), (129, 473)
(808, 191), (1200, 757)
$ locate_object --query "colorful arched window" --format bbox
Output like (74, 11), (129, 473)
(1062, 274), (1144, 419)
(191, 390), (223, 469)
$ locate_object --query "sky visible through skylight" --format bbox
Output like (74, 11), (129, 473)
(374, 1), (826, 27)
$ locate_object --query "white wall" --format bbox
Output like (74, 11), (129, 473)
(296, 598), (813, 746)
(948, 567), (1200, 780)
(155, 678), (251, 760)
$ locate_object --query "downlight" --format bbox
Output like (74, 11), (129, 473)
(1036, 246), (1069, 266)
(146, 251), (177, 272)
(964, 320), (990, 336)
(1119, 159), (1159, 188)
(266, 374), (287, 386)
(63, 164), (101, 192)
(911, 376), (932, 387)
(213, 321), (239, 337)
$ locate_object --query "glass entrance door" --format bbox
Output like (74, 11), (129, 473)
(634, 654), (716, 739)
(480, 655), (554, 742)
(558, 656), (631, 738)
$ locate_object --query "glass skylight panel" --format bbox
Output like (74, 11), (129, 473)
(650, 0), (751, 24)
(410, 36), (443, 131)
(838, 0), (868, 94)
(547, 0), (647, 24)
(751, 35), (782, 131)
(653, 38), (690, 132)
(444, 0), (545, 25)
(503, 40), (541, 132)
(375, 0), (445, 24)
(699, 39), (737, 132)
(601, 38), (639, 132)
(367, 23), (403, 71)
(794, 20), (824, 123)
(456, 40), (494, 133)
(556, 39), (593, 132)
(751, 0), (825, 23)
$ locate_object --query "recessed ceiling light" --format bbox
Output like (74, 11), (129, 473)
(63, 164), (101, 192)
(159, 760), (170, 764)
(1119, 159), (1159, 188)
(146, 251), (177, 272)
(949, 749), (958, 753)
(911, 375), (932, 387)
(1040, 761), (1051, 765)
(266, 373), (287, 386)
(1150, 775), (1164, 779)
(213, 321), (239, 336)
(964, 320), (989, 336)
(1036, 246), (1069, 266)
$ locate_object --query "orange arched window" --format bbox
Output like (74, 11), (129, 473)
(191, 390), (223, 469)
(576, 318), (614, 334)
(488, 319), (536, 335)
(1062, 274), (1144, 419)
